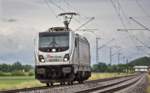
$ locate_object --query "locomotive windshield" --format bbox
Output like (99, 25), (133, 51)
(39, 32), (69, 52)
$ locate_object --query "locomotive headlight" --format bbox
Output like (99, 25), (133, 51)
(41, 59), (45, 62)
(64, 58), (68, 61)
(38, 55), (45, 62)
(52, 48), (56, 52)
(63, 54), (69, 62)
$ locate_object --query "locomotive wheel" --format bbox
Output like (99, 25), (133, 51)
(60, 82), (65, 85)
(46, 82), (53, 86)
(78, 80), (83, 84)
(70, 81), (73, 85)
(69, 73), (75, 85)
(67, 81), (73, 85)
(69, 73), (75, 80)
(77, 72), (84, 84)
(50, 82), (53, 86)
(46, 83), (50, 87)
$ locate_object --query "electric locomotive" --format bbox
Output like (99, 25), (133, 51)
(34, 12), (91, 86)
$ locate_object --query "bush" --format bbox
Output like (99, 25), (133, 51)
(28, 71), (35, 76)
(11, 71), (27, 76)
(0, 71), (11, 76)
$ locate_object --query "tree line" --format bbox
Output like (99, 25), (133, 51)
(92, 62), (134, 73)
(0, 62), (33, 72)
(92, 57), (150, 73)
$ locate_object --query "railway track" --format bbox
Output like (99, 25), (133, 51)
(77, 74), (143, 93)
(0, 73), (145, 93)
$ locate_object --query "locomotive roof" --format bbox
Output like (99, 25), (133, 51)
(39, 28), (89, 43)
(39, 31), (69, 36)
(75, 33), (89, 43)
(48, 27), (71, 32)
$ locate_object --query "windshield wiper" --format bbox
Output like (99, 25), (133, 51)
(48, 37), (59, 47)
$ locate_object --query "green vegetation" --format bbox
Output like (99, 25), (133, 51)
(146, 74), (150, 93)
(0, 76), (44, 90)
(89, 73), (129, 80)
(0, 62), (33, 73)
(92, 56), (150, 73)
(0, 62), (36, 90)
(147, 75), (150, 93)
(0, 71), (34, 76)
(92, 62), (134, 73)
(0, 62), (34, 76)
(129, 56), (150, 66)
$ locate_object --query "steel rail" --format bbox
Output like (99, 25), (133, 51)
(76, 74), (143, 93)
(0, 74), (138, 93)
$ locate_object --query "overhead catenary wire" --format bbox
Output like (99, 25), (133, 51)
(44, 0), (58, 18)
(63, 0), (71, 10)
(128, 1), (150, 51)
(110, 0), (150, 61)
(110, 0), (139, 50)
(128, 32), (150, 50)
(117, 0), (150, 32)
(135, 0), (150, 18)
(111, 0), (138, 49)
(110, 0), (127, 30)
(118, 0), (149, 50)
(117, 1), (144, 51)
(46, 0), (90, 29)
(63, 0), (90, 20)
(63, 0), (78, 13)
(116, 0), (150, 52)
(48, 0), (66, 12)
(117, 0), (131, 25)
(53, 0), (98, 30)
(76, 17), (95, 30)
(60, 0), (97, 30)
(129, 17), (150, 31)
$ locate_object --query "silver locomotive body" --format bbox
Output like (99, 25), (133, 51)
(34, 29), (91, 85)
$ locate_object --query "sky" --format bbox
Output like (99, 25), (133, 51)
(0, 0), (150, 65)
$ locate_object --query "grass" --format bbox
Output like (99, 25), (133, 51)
(89, 72), (130, 80)
(0, 72), (130, 91)
(0, 76), (44, 90)
(146, 74), (150, 93)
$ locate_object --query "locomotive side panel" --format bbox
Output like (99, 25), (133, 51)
(79, 39), (90, 65)
(78, 37), (91, 72)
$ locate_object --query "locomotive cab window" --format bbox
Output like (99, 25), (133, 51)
(39, 32), (69, 52)
(75, 38), (77, 47)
